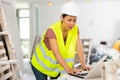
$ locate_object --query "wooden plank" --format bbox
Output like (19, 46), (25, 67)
(98, 55), (108, 62)
(0, 41), (4, 50)
(0, 65), (10, 73)
(0, 6), (7, 31)
(0, 71), (12, 80)
(0, 56), (8, 61)
(3, 35), (16, 59)
(0, 49), (6, 55)
(0, 41), (3, 46)
(0, 32), (8, 35)
(0, 45), (4, 49)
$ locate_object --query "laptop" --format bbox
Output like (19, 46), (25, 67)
(69, 55), (108, 79)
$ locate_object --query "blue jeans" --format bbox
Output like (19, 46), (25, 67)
(31, 64), (47, 80)
(31, 64), (60, 80)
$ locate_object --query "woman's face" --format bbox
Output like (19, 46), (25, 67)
(61, 15), (76, 31)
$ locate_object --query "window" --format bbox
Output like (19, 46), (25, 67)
(17, 9), (30, 57)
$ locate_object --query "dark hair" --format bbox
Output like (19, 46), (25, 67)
(61, 14), (68, 18)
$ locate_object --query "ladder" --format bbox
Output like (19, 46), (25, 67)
(0, 4), (21, 80)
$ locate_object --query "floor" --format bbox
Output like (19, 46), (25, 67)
(23, 58), (35, 80)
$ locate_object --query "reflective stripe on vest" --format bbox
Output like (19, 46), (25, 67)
(38, 44), (74, 64)
(33, 52), (67, 74)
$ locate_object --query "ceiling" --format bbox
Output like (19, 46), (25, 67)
(16, 0), (117, 8)
(16, 0), (86, 8)
(16, 0), (117, 5)
(16, 0), (86, 5)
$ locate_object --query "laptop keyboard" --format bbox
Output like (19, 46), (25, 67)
(69, 71), (89, 78)
(78, 72), (88, 76)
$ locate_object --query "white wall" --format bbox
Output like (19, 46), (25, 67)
(38, 1), (120, 47)
(78, 1), (120, 47)
(38, 4), (61, 35)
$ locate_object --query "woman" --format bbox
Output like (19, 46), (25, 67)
(31, 1), (90, 80)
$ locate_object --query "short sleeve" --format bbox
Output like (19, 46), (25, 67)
(43, 28), (56, 50)
(45, 28), (56, 39)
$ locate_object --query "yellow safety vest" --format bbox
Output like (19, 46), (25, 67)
(31, 21), (78, 77)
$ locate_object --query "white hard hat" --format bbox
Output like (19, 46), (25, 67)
(60, 1), (79, 17)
